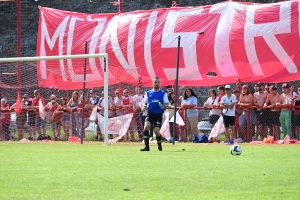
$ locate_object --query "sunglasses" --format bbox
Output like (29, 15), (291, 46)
(115, 93), (120, 95)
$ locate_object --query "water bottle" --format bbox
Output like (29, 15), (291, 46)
(158, 102), (165, 110)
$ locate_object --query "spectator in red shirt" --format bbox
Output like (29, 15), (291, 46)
(1, 98), (12, 140)
(58, 97), (71, 140)
(77, 94), (90, 140)
(11, 94), (27, 140)
(49, 100), (62, 141)
(45, 94), (58, 139)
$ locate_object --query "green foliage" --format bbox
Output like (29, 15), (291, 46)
(0, 142), (300, 199)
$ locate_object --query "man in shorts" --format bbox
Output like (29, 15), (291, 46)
(220, 85), (236, 145)
(237, 85), (254, 141)
(253, 83), (268, 140)
(263, 86), (281, 140)
(277, 83), (295, 139)
(140, 77), (169, 151)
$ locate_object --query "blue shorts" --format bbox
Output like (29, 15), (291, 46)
(238, 110), (255, 126)
(61, 114), (71, 122)
(50, 121), (61, 129)
(35, 116), (47, 127)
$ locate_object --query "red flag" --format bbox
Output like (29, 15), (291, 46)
(15, 92), (21, 115)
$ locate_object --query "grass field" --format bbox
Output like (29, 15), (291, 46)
(0, 141), (300, 200)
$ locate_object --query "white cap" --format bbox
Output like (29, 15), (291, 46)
(225, 85), (231, 89)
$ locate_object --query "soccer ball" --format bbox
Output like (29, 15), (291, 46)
(230, 144), (242, 155)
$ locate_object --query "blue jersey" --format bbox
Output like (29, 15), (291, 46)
(146, 89), (166, 114)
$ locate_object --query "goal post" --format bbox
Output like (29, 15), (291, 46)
(0, 53), (109, 146)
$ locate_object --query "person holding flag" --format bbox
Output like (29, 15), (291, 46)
(140, 77), (169, 151)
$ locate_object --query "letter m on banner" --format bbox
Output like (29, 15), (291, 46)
(38, 11), (70, 82)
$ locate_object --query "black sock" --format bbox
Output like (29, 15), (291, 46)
(157, 135), (162, 147)
(143, 130), (150, 148)
(149, 128), (154, 138)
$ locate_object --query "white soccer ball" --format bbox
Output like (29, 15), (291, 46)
(230, 144), (242, 155)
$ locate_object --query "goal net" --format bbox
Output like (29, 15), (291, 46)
(0, 53), (132, 145)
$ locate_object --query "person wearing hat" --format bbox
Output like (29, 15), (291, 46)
(276, 83), (294, 139)
(237, 85), (254, 141)
(253, 83), (268, 140)
(220, 85), (236, 145)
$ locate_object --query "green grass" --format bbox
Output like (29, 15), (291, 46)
(0, 142), (300, 200)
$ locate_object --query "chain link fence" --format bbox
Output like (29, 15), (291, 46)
(0, 0), (297, 142)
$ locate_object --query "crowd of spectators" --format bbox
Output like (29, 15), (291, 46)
(0, 82), (299, 143)
(202, 83), (300, 143)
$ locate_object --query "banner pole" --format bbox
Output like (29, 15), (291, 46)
(104, 54), (109, 146)
(119, 0), (123, 13)
(81, 41), (88, 144)
(173, 35), (181, 145)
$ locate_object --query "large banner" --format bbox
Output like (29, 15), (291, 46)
(37, 1), (300, 89)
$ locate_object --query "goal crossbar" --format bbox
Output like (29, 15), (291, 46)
(0, 53), (107, 62)
(0, 53), (109, 146)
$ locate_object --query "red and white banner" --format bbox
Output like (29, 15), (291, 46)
(96, 113), (133, 142)
(37, 1), (300, 89)
(209, 115), (225, 139)
(160, 112), (171, 140)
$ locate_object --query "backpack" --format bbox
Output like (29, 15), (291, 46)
(193, 134), (209, 143)
(37, 134), (51, 140)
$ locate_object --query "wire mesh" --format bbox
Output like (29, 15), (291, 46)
(0, 0), (297, 142)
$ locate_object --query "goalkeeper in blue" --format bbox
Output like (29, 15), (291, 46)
(141, 77), (169, 151)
